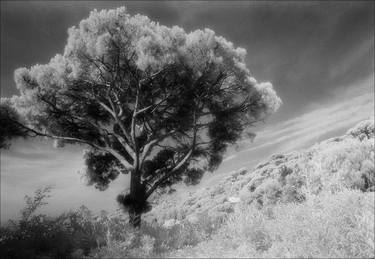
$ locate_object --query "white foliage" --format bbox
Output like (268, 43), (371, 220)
(254, 82), (283, 114)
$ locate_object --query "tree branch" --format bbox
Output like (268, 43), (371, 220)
(105, 147), (134, 169)
(145, 111), (198, 198)
(130, 83), (141, 171)
(145, 145), (194, 199)
(9, 118), (134, 169)
(139, 129), (177, 166)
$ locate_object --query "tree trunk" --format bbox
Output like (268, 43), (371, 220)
(127, 169), (148, 228)
(129, 209), (142, 228)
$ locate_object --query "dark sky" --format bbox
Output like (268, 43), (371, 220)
(1, 1), (374, 222)
(1, 1), (374, 120)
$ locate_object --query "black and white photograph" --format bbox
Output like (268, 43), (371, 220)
(0, 1), (374, 258)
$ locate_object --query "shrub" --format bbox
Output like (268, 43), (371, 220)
(346, 119), (374, 140)
(0, 189), (106, 259)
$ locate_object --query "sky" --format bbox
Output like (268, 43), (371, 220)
(1, 1), (374, 223)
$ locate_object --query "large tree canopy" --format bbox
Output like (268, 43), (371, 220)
(2, 7), (281, 226)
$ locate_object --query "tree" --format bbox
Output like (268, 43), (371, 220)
(1, 7), (281, 227)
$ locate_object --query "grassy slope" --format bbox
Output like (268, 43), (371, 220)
(169, 190), (374, 258)
(144, 119), (374, 258)
(147, 119), (374, 223)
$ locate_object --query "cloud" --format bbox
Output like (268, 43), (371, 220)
(223, 154), (236, 162)
(240, 75), (374, 154)
(328, 38), (374, 80)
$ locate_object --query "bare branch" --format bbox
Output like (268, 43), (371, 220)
(98, 100), (117, 118)
(139, 65), (171, 85)
(136, 93), (171, 116)
(99, 97), (133, 150)
(110, 131), (136, 158)
(105, 147), (134, 169)
(139, 129), (177, 165)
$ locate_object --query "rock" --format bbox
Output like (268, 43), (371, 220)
(228, 196), (241, 203)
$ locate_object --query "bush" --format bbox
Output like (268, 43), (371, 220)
(346, 119), (374, 140)
(0, 188), (106, 259)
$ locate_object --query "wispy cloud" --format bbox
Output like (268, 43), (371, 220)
(328, 38), (374, 80)
(240, 75), (374, 154)
(223, 154), (236, 162)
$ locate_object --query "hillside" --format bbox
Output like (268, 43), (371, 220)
(146, 119), (374, 225)
(1, 119), (373, 258)
(156, 119), (374, 258)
